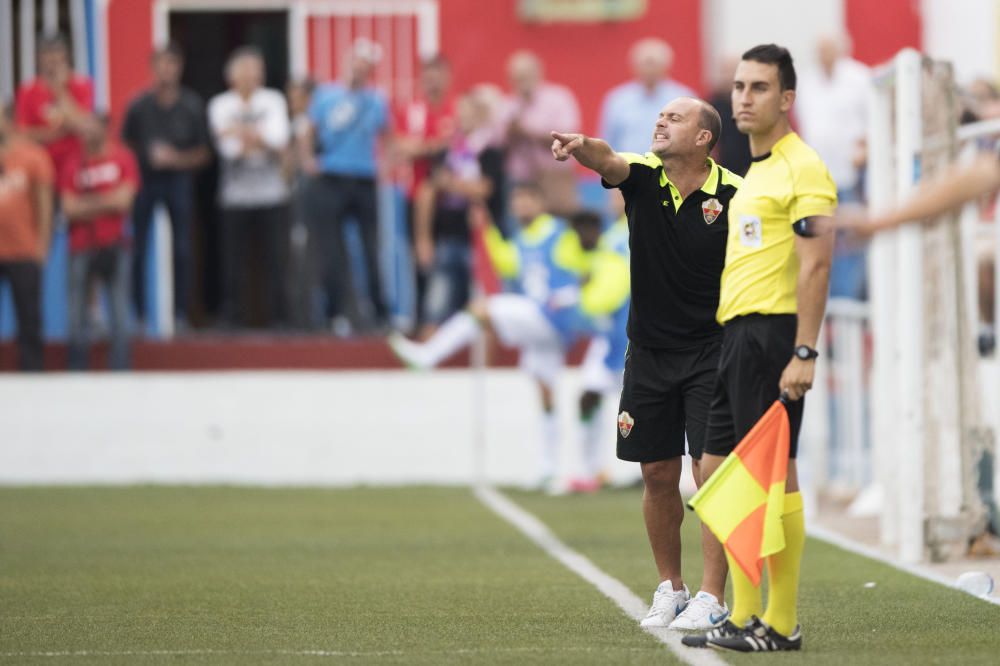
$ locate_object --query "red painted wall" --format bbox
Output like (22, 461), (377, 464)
(846, 0), (922, 67)
(105, 1), (925, 134)
(107, 0), (154, 126)
(438, 0), (703, 135)
(107, 0), (701, 137)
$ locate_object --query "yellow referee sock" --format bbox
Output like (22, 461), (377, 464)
(725, 550), (763, 627)
(762, 491), (805, 636)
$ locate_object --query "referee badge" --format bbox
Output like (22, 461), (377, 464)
(702, 198), (723, 224)
(618, 411), (635, 438)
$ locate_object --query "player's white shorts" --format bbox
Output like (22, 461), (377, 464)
(581, 336), (624, 393)
(486, 294), (565, 388)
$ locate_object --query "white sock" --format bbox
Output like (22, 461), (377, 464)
(581, 410), (604, 478)
(540, 410), (559, 479)
(422, 311), (480, 366)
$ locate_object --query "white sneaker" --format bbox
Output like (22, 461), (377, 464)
(639, 582), (690, 628)
(387, 333), (430, 370)
(668, 590), (729, 631)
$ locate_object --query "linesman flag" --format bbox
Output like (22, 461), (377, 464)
(688, 400), (791, 586)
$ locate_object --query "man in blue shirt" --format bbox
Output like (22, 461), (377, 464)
(300, 38), (389, 334)
(599, 39), (696, 154)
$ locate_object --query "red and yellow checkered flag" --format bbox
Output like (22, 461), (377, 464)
(689, 400), (791, 586)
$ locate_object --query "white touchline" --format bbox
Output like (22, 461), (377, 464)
(808, 525), (1000, 607)
(0, 647), (660, 659)
(473, 485), (728, 666)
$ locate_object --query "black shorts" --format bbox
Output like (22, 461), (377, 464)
(703, 314), (804, 459)
(616, 340), (720, 462)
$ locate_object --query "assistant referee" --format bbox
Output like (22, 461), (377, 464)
(687, 45), (837, 653)
(551, 96), (742, 632)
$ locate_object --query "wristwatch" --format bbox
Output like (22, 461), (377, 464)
(794, 345), (819, 361)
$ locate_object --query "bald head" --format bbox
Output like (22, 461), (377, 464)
(630, 38), (673, 87)
(817, 33), (851, 73)
(651, 96), (721, 159)
(508, 50), (543, 97)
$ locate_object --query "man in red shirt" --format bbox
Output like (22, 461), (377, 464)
(0, 107), (54, 371)
(15, 33), (95, 177)
(393, 55), (457, 329)
(60, 114), (139, 370)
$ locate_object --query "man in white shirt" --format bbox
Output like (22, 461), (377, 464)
(208, 46), (291, 328)
(599, 39), (696, 155)
(796, 34), (869, 299)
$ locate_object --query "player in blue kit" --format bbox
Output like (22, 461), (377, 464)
(389, 183), (628, 488)
(570, 196), (631, 492)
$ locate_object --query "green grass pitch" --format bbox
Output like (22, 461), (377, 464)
(2, 486), (999, 664)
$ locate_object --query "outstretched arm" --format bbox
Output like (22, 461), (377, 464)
(855, 152), (1000, 232)
(550, 131), (630, 186)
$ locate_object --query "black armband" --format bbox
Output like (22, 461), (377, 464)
(792, 217), (819, 238)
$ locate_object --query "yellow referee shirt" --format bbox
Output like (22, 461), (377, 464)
(716, 132), (837, 324)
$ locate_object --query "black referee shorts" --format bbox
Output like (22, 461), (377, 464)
(703, 314), (804, 459)
(616, 340), (720, 463)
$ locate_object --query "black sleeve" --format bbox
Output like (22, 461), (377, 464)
(121, 98), (142, 151)
(601, 161), (652, 197)
(188, 92), (212, 149)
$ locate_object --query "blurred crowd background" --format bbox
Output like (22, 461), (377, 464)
(0, 0), (998, 371)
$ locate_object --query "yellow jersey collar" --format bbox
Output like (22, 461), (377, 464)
(752, 131), (798, 163)
(658, 157), (720, 203)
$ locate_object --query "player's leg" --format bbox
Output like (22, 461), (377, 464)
(683, 326), (762, 648)
(758, 316), (806, 639)
(638, 456), (689, 628)
(519, 337), (566, 489)
(387, 299), (486, 369)
(618, 344), (691, 627)
(536, 376), (559, 488)
(670, 340), (730, 631)
(573, 336), (615, 491)
(388, 293), (550, 369)
(705, 315), (803, 652)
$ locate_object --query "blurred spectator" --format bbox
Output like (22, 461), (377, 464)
(208, 46), (291, 329)
(393, 55), (458, 329)
(301, 38), (390, 335)
(963, 78), (1000, 123)
(122, 43), (210, 331)
(707, 54), (751, 176)
(500, 50), (581, 217)
(14, 33), (93, 178)
(599, 38), (696, 154)
(287, 77), (316, 147)
(0, 106), (54, 371)
(285, 76), (318, 329)
(797, 33), (870, 300)
(412, 90), (504, 331)
(394, 55), (457, 200)
(467, 84), (508, 225)
(60, 114), (138, 370)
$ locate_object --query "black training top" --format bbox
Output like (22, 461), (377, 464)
(603, 152), (742, 349)
(121, 87), (210, 178)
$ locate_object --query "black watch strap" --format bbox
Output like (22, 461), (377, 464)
(795, 345), (819, 360)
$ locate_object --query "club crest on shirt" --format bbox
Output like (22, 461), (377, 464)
(618, 411), (635, 439)
(702, 197), (723, 224)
